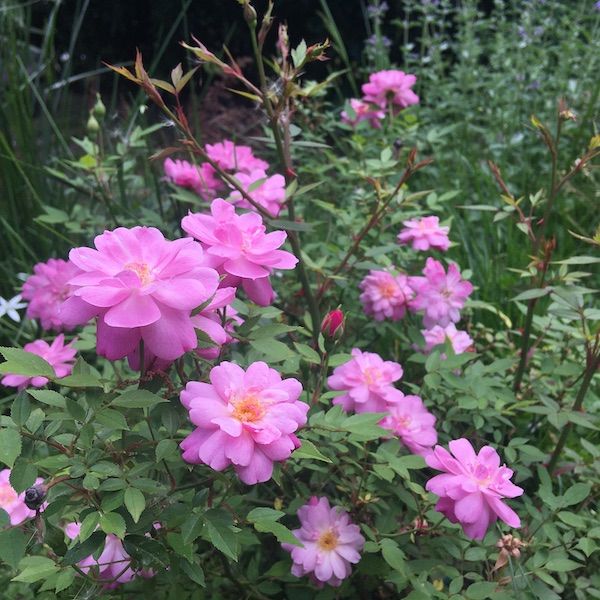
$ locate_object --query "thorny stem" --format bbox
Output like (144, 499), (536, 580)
(546, 345), (600, 473)
(247, 15), (322, 347)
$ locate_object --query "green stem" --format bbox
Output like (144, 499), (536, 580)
(546, 351), (600, 473)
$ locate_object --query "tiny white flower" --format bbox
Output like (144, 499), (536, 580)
(0, 294), (27, 322)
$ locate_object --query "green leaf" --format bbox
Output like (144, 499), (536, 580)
(0, 527), (27, 568)
(545, 558), (582, 572)
(181, 513), (204, 544)
(512, 288), (552, 302)
(249, 339), (295, 362)
(155, 439), (178, 462)
(294, 343), (321, 364)
(100, 512), (126, 539)
(0, 347), (55, 378)
(59, 373), (102, 388)
(78, 512), (101, 542)
(111, 389), (168, 409)
(0, 428), (22, 468)
(561, 483), (591, 507)
(95, 408), (128, 430)
(55, 569), (76, 593)
(12, 556), (59, 583)
(247, 508), (301, 546)
(341, 413), (386, 440)
(28, 389), (66, 408)
(11, 395), (31, 427)
(124, 488), (145, 523)
(204, 508), (240, 561)
(62, 531), (105, 565)
(465, 582), (499, 599)
(180, 559), (206, 587)
(380, 539), (406, 574)
(292, 439), (332, 463)
(123, 535), (170, 570)
(9, 459), (37, 492)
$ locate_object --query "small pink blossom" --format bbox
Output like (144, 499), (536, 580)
(361, 70), (419, 110)
(0, 469), (46, 525)
(1, 334), (77, 390)
(341, 98), (385, 128)
(426, 439), (524, 540)
(21, 259), (80, 331)
(59, 227), (220, 364)
(397, 216), (450, 252)
(205, 139), (268, 173)
(181, 199), (298, 306)
(359, 270), (414, 321)
(180, 361), (308, 485)
(409, 258), (473, 328)
(64, 522), (154, 588)
(282, 496), (365, 587)
(321, 309), (344, 338)
(327, 348), (404, 413)
(422, 324), (474, 355)
(379, 395), (437, 456)
(228, 169), (286, 216)
(164, 159), (222, 200)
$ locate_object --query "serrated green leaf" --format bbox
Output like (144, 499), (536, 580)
(63, 531), (105, 565)
(124, 488), (145, 523)
(204, 508), (240, 561)
(380, 538), (406, 573)
(100, 512), (126, 539)
(0, 428), (22, 468)
(28, 389), (66, 408)
(292, 439), (332, 463)
(111, 389), (167, 409)
(0, 347), (55, 377)
(0, 527), (27, 568)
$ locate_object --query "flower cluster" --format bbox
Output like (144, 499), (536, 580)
(164, 139), (285, 215)
(282, 497), (365, 587)
(1, 334), (77, 390)
(425, 439), (524, 540)
(0, 469), (47, 525)
(180, 361), (308, 484)
(342, 69), (419, 128)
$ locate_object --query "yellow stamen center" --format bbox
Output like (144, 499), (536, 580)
(380, 282), (398, 299)
(124, 262), (153, 286)
(232, 394), (265, 423)
(317, 528), (339, 551)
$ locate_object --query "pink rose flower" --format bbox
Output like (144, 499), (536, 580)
(425, 439), (524, 540)
(359, 270), (414, 321)
(205, 139), (268, 173)
(361, 69), (419, 110)
(379, 395), (437, 456)
(64, 522), (154, 588)
(180, 361), (308, 485)
(21, 258), (80, 331)
(282, 496), (365, 587)
(59, 226), (220, 364)
(181, 199), (298, 306)
(327, 348), (404, 413)
(164, 159), (222, 200)
(397, 216), (450, 252)
(0, 469), (46, 525)
(228, 169), (286, 216)
(422, 323), (474, 355)
(341, 98), (385, 128)
(409, 258), (473, 328)
(1, 334), (77, 390)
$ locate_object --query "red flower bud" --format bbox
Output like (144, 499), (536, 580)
(320, 309), (344, 338)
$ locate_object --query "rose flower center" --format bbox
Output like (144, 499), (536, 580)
(317, 528), (339, 552)
(232, 394), (265, 423)
(124, 262), (153, 287)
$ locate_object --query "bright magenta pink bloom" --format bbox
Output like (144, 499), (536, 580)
(379, 395), (437, 456)
(228, 169), (286, 216)
(422, 324), (474, 355)
(397, 216), (450, 252)
(321, 309), (344, 338)
(164, 158), (222, 200)
(59, 227), (220, 363)
(181, 199), (298, 306)
(426, 439), (524, 540)
(205, 139), (268, 173)
(282, 496), (365, 587)
(65, 522), (154, 588)
(359, 270), (414, 321)
(361, 69), (419, 110)
(341, 98), (385, 128)
(327, 348), (404, 413)
(0, 469), (46, 525)
(1, 334), (76, 390)
(180, 361), (308, 484)
(22, 258), (80, 331)
(409, 258), (473, 328)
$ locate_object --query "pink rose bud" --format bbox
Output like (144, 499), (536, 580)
(320, 309), (344, 337)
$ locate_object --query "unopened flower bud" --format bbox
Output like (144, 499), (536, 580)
(93, 93), (106, 120)
(242, 1), (257, 26)
(86, 114), (100, 135)
(24, 484), (47, 510)
(320, 309), (344, 338)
